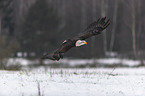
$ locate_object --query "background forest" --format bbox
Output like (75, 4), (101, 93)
(0, 0), (145, 60)
(1, 1), (145, 95)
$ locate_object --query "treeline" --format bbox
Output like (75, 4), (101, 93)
(0, 0), (145, 59)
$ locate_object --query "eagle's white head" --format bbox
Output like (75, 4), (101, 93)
(76, 40), (87, 47)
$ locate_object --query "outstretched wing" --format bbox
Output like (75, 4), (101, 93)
(73, 17), (110, 40)
(54, 39), (75, 54)
(41, 39), (75, 61)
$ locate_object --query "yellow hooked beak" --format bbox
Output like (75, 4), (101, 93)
(84, 41), (87, 45)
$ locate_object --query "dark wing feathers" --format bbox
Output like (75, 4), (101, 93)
(54, 40), (75, 54)
(73, 31), (96, 40)
(73, 17), (110, 41)
(41, 17), (110, 61)
(41, 40), (75, 61)
(83, 18), (100, 32)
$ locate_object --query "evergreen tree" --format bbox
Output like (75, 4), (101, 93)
(0, 0), (14, 36)
(0, 0), (19, 68)
(18, 0), (60, 57)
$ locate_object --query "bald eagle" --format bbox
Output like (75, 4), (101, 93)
(41, 17), (110, 61)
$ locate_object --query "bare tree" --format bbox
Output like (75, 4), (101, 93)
(101, 0), (108, 55)
(81, 0), (87, 29)
(13, 0), (36, 23)
(131, 0), (137, 59)
(109, 0), (119, 52)
(0, 0), (4, 35)
(91, 0), (97, 56)
(0, 8), (2, 35)
(59, 0), (67, 30)
(136, 0), (142, 54)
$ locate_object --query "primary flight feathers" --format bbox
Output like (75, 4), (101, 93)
(41, 17), (110, 61)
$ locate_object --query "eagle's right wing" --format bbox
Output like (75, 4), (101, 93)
(73, 17), (110, 40)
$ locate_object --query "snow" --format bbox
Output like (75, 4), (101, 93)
(1, 68), (145, 96)
(7, 58), (143, 67)
(7, 58), (39, 66)
(96, 58), (141, 66)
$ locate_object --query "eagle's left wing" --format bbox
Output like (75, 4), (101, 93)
(73, 17), (110, 40)
(41, 39), (76, 61)
(54, 39), (75, 54)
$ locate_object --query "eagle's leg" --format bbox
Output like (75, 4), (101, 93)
(59, 53), (64, 59)
(53, 54), (60, 61)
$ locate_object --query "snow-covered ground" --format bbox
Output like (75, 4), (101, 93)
(1, 68), (145, 96)
(7, 58), (144, 68)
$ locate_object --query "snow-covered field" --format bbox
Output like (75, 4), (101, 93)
(1, 68), (145, 96)
(7, 58), (144, 68)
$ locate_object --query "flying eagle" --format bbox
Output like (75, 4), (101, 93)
(41, 17), (110, 61)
